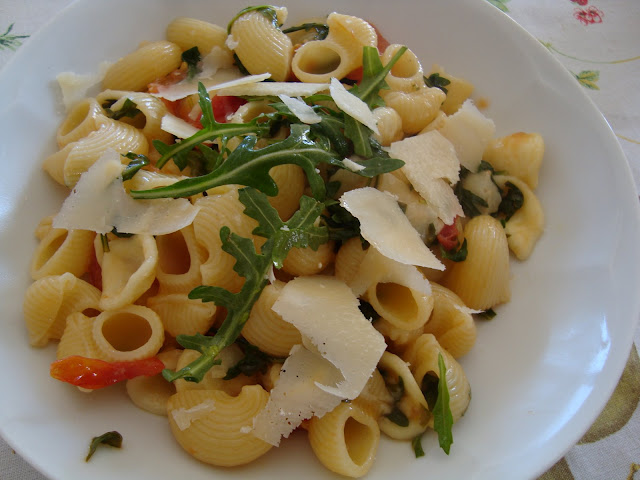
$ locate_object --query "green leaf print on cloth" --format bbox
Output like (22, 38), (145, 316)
(574, 70), (600, 90)
(0, 23), (29, 51)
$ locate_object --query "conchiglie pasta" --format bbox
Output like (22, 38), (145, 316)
(99, 234), (158, 311)
(267, 164), (306, 221)
(423, 282), (477, 358)
(229, 10), (293, 82)
(494, 175), (545, 260)
(308, 402), (380, 478)
(483, 132), (544, 190)
(443, 215), (511, 310)
(147, 293), (216, 338)
(155, 225), (204, 295)
(56, 311), (100, 360)
(282, 240), (335, 277)
(166, 17), (228, 55)
(402, 334), (471, 425)
(334, 237), (368, 286)
(103, 41), (183, 92)
(242, 280), (302, 357)
(371, 107), (404, 146)
(351, 369), (393, 419)
(382, 44), (424, 93)
(43, 117), (149, 187)
(167, 386), (272, 467)
(126, 349), (182, 416)
(92, 305), (165, 362)
(23, 273), (101, 347)
(56, 98), (106, 148)
(383, 87), (446, 135)
(30, 228), (95, 280)
(427, 64), (474, 115)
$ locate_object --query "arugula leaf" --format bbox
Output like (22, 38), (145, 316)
(412, 434), (426, 458)
(151, 83), (270, 170)
(454, 182), (488, 218)
(120, 153), (149, 181)
(282, 22), (329, 40)
(433, 353), (454, 454)
(385, 406), (409, 427)
(424, 73), (451, 94)
(421, 373), (439, 411)
(344, 117), (373, 157)
(182, 46), (201, 80)
(102, 98), (141, 120)
(227, 5), (280, 33)
(86, 431), (122, 461)
(349, 46), (408, 109)
(496, 181), (524, 222)
(440, 238), (468, 262)
(321, 199), (362, 243)
(162, 188), (327, 383)
(476, 308), (497, 320)
(224, 340), (279, 379)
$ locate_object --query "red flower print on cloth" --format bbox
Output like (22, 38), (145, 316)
(574, 6), (604, 25)
(571, 0), (588, 6)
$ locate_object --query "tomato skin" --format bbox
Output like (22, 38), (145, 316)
(211, 95), (247, 123)
(87, 248), (102, 290)
(437, 221), (460, 251)
(50, 356), (165, 390)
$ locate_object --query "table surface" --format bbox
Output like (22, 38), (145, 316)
(0, 0), (638, 479)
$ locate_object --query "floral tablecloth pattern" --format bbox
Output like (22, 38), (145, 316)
(0, 0), (638, 478)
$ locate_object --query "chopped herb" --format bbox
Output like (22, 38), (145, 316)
(421, 372), (439, 411)
(455, 180), (488, 218)
(86, 431), (122, 461)
(120, 153), (149, 181)
(496, 181), (524, 222)
(440, 238), (468, 262)
(412, 434), (426, 458)
(224, 340), (279, 379)
(424, 73), (451, 94)
(181, 46), (201, 80)
(477, 160), (496, 173)
(282, 22), (329, 40)
(99, 233), (109, 253)
(102, 98), (141, 121)
(358, 300), (380, 323)
(433, 353), (454, 454)
(385, 406), (409, 427)
(476, 308), (497, 320)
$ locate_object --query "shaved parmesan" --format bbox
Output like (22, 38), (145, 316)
(342, 157), (366, 172)
(251, 344), (344, 445)
(253, 276), (386, 446)
(437, 99), (496, 172)
(153, 70), (269, 102)
(217, 81), (329, 98)
(56, 61), (111, 111)
(161, 113), (199, 139)
(53, 149), (200, 235)
(340, 187), (444, 270)
(277, 94), (321, 124)
(171, 399), (216, 431)
(389, 130), (463, 225)
(329, 78), (379, 134)
(349, 247), (432, 298)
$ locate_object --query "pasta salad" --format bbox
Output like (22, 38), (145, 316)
(23, 5), (545, 478)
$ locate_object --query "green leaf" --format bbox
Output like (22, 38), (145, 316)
(424, 73), (451, 94)
(575, 70), (600, 90)
(227, 5), (280, 33)
(182, 46), (201, 80)
(385, 406), (409, 427)
(440, 238), (468, 262)
(412, 434), (426, 458)
(103, 98), (141, 121)
(433, 353), (454, 455)
(86, 431), (122, 462)
(133, 124), (337, 200)
(349, 46), (407, 109)
(496, 181), (524, 221)
(486, 0), (510, 13)
(224, 340), (281, 380)
(282, 22), (329, 40)
(476, 308), (497, 320)
(344, 116), (373, 157)
(120, 153), (149, 181)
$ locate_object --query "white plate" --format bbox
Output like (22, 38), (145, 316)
(1, 0), (639, 479)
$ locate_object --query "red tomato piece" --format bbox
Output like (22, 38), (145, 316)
(345, 66), (363, 83)
(437, 221), (460, 251)
(50, 356), (165, 390)
(87, 248), (102, 291)
(211, 95), (247, 123)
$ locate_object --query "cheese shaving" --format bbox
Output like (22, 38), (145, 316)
(170, 399), (217, 431)
(216, 81), (329, 98)
(253, 276), (386, 446)
(277, 94), (321, 124)
(329, 78), (379, 134)
(53, 149), (200, 235)
(161, 113), (199, 139)
(340, 187), (444, 270)
(389, 130), (464, 225)
(436, 99), (496, 172)
(56, 61), (111, 111)
(342, 157), (366, 172)
(153, 71), (270, 102)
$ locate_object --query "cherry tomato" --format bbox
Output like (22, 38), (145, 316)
(437, 221), (460, 251)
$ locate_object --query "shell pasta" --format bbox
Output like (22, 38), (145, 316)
(24, 5), (545, 478)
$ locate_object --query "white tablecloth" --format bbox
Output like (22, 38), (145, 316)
(0, 0), (638, 478)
